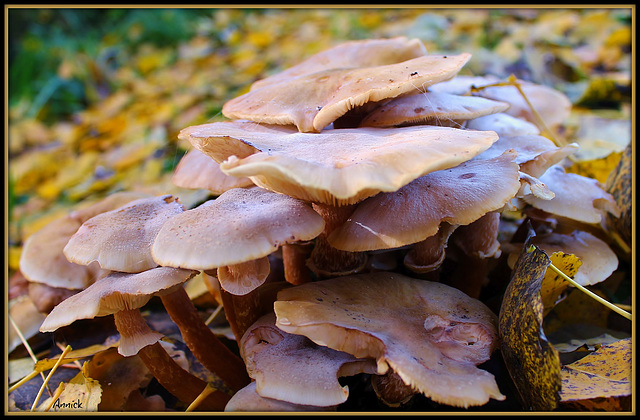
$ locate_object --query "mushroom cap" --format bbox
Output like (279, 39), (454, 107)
(274, 272), (505, 408)
(19, 215), (101, 290)
(471, 134), (578, 178)
(240, 313), (378, 406)
(429, 75), (500, 95)
(19, 191), (149, 291)
(63, 195), (184, 273)
(225, 382), (336, 412)
(39, 266), (198, 332)
(359, 91), (510, 128)
(182, 121), (499, 206)
(474, 79), (573, 129)
(151, 187), (326, 270)
(522, 165), (621, 224)
(508, 230), (618, 287)
(222, 53), (472, 133)
(328, 151), (520, 251)
(171, 148), (253, 195)
(466, 113), (541, 136)
(250, 37), (428, 91)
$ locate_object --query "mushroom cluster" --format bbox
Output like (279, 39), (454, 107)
(25, 37), (624, 412)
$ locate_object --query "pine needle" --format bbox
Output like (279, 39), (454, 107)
(31, 345), (72, 412)
(185, 383), (216, 412)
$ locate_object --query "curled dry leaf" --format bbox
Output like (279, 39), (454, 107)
(498, 226), (562, 411)
(274, 272), (505, 408)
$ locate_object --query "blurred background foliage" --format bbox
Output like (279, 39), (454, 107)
(6, 6), (633, 273)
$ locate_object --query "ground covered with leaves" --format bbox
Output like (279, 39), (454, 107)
(7, 7), (633, 413)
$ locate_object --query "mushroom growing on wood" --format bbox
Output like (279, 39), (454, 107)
(39, 267), (230, 410)
(274, 272), (505, 408)
(180, 120), (499, 277)
(240, 313), (378, 407)
(359, 91), (510, 128)
(152, 187), (326, 290)
(222, 53), (473, 133)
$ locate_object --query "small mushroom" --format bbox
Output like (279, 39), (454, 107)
(359, 91), (510, 128)
(63, 195), (184, 273)
(152, 187), (326, 291)
(521, 164), (621, 225)
(240, 313), (378, 407)
(467, 112), (541, 136)
(274, 272), (505, 408)
(171, 148), (253, 195)
(39, 267), (230, 410)
(250, 36), (427, 91)
(222, 53), (473, 133)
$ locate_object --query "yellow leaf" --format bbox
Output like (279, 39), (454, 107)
(540, 252), (582, 316)
(37, 370), (102, 412)
(498, 225), (562, 411)
(560, 338), (631, 409)
(566, 151), (622, 184)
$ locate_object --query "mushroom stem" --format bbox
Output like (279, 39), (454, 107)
(159, 286), (250, 392)
(281, 242), (314, 285)
(404, 223), (457, 276)
(308, 203), (367, 278)
(113, 309), (230, 411)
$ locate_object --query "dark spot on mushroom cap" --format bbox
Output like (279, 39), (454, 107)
(459, 173), (476, 179)
(414, 107), (424, 114)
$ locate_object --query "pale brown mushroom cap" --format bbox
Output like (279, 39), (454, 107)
(471, 134), (578, 178)
(240, 313), (378, 406)
(328, 151), (520, 251)
(222, 53), (472, 133)
(151, 187), (325, 270)
(474, 79), (573, 129)
(359, 91), (510, 128)
(63, 195), (184, 273)
(274, 272), (505, 408)
(250, 37), (428, 91)
(19, 192), (150, 290)
(507, 230), (618, 287)
(429, 75), (500, 95)
(225, 382), (336, 412)
(20, 216), (100, 290)
(467, 113), (541, 136)
(171, 148), (253, 195)
(39, 267), (197, 356)
(182, 121), (499, 206)
(522, 165), (621, 224)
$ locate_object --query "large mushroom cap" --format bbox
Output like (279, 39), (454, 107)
(225, 382), (336, 412)
(250, 37), (428, 91)
(222, 53), (472, 133)
(240, 313), (377, 407)
(63, 195), (184, 273)
(466, 113), (541, 136)
(182, 121), (499, 206)
(171, 148), (253, 195)
(151, 187), (325, 270)
(328, 151), (520, 251)
(274, 272), (505, 408)
(359, 91), (510, 128)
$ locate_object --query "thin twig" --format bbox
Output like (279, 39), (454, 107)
(9, 315), (50, 394)
(31, 345), (72, 412)
(42, 382), (66, 412)
(185, 383), (216, 412)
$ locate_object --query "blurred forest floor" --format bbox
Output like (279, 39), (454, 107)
(7, 7), (633, 270)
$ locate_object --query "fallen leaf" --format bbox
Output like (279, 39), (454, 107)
(36, 368), (102, 412)
(498, 224), (562, 410)
(540, 252), (582, 316)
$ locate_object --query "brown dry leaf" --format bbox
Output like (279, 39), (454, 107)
(559, 338), (631, 411)
(498, 225), (562, 411)
(603, 142), (632, 250)
(83, 347), (153, 411)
